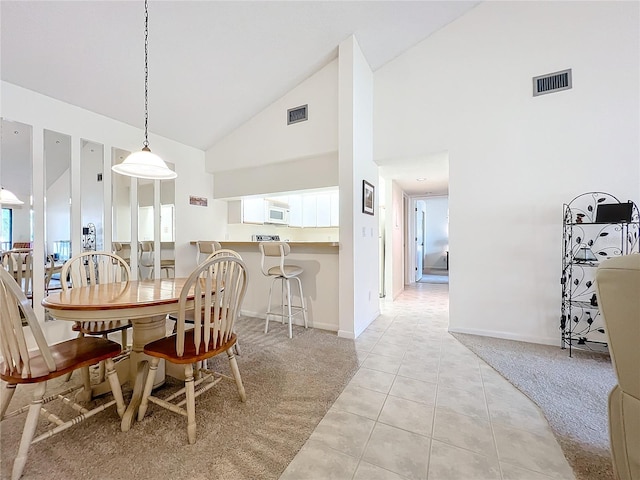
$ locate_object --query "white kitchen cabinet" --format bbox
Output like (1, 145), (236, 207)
(330, 191), (339, 227)
(302, 195), (317, 227)
(227, 200), (242, 224)
(288, 195), (303, 227)
(243, 197), (265, 224)
(316, 193), (331, 227)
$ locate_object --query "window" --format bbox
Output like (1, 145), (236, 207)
(1, 208), (12, 251)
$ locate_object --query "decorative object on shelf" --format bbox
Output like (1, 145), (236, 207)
(111, 0), (176, 181)
(362, 180), (374, 216)
(560, 191), (639, 356)
(82, 223), (96, 251)
(574, 245), (597, 263)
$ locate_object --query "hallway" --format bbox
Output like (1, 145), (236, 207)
(280, 283), (573, 479)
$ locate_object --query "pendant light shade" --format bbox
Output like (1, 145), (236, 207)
(0, 187), (24, 205)
(112, 147), (177, 180)
(111, 0), (177, 181)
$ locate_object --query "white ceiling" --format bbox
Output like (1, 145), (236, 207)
(378, 151), (449, 197)
(2, 0), (477, 195)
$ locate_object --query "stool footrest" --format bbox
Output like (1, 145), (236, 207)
(266, 306), (305, 318)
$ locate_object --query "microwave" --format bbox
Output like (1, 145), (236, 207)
(265, 202), (289, 225)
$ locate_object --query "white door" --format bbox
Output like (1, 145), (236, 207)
(415, 209), (424, 281)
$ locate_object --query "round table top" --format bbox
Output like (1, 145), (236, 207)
(42, 278), (195, 322)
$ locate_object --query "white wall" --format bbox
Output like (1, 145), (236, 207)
(205, 44), (376, 339)
(386, 180), (405, 300)
(213, 153), (338, 199)
(205, 59), (338, 172)
(46, 169), (70, 256)
(2, 81), (214, 342)
(338, 36), (379, 338)
(374, 1), (640, 345)
(423, 196), (448, 270)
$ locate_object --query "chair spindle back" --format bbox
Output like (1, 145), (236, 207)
(175, 256), (247, 357)
(0, 268), (55, 379)
(61, 252), (131, 290)
(1, 249), (33, 298)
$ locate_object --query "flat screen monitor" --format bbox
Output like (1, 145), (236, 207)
(594, 202), (633, 224)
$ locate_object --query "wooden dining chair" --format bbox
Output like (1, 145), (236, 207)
(137, 255), (248, 444)
(0, 267), (125, 480)
(170, 249), (243, 355)
(60, 252), (132, 388)
(139, 240), (174, 279)
(1, 248), (33, 303)
(196, 240), (221, 264)
(112, 242), (132, 266)
(44, 254), (64, 293)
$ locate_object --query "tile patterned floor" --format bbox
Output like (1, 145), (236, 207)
(280, 283), (575, 480)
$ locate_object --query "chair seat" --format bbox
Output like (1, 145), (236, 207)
(160, 260), (175, 267)
(0, 337), (121, 384)
(267, 265), (303, 277)
(144, 330), (237, 364)
(72, 320), (132, 335)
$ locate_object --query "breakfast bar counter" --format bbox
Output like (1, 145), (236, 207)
(190, 241), (339, 249)
(190, 240), (339, 332)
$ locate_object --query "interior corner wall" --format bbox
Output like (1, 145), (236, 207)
(205, 59), (338, 173)
(338, 36), (378, 339)
(373, 1), (640, 345)
(388, 179), (405, 300)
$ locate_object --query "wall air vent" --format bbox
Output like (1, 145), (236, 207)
(287, 104), (308, 125)
(533, 69), (572, 97)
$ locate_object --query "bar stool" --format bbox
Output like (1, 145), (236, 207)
(196, 240), (221, 264)
(259, 242), (307, 338)
(139, 240), (174, 279)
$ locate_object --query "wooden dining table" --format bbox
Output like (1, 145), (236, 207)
(42, 278), (194, 431)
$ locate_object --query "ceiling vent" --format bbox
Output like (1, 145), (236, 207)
(287, 104), (308, 125)
(533, 69), (572, 97)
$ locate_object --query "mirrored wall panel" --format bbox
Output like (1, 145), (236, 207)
(138, 162), (175, 279)
(81, 140), (104, 252)
(1, 119), (33, 252)
(160, 162), (175, 278)
(112, 147), (131, 244)
(44, 129), (71, 294)
(44, 129), (71, 262)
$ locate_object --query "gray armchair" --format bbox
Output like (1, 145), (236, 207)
(595, 254), (640, 480)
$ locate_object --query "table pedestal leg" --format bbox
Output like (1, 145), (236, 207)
(121, 314), (167, 431)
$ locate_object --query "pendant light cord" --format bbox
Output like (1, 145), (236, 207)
(144, 0), (149, 148)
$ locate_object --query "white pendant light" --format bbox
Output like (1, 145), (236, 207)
(0, 187), (24, 205)
(112, 0), (176, 181)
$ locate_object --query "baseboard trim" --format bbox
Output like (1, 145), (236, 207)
(447, 326), (559, 347)
(241, 309), (337, 333)
(338, 330), (355, 339)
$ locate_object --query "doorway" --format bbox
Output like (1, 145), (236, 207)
(411, 196), (449, 285)
(415, 206), (425, 282)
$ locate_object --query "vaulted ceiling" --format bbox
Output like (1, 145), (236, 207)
(2, 1), (478, 195)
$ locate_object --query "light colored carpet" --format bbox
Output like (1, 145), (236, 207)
(452, 332), (616, 480)
(1, 317), (359, 480)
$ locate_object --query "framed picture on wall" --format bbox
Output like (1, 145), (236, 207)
(362, 180), (374, 215)
(189, 195), (208, 207)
